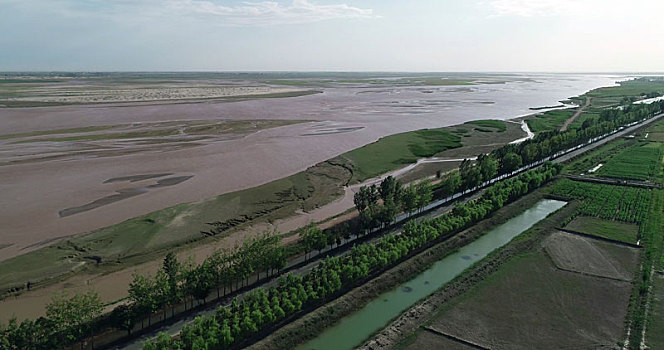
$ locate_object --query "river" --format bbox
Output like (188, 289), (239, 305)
(297, 198), (567, 350)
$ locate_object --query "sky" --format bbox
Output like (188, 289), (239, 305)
(1, 0), (663, 72)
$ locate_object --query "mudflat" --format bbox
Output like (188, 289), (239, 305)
(0, 74), (618, 262)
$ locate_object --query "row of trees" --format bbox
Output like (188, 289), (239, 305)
(433, 101), (664, 203)
(353, 176), (433, 232)
(3, 100), (662, 350)
(124, 232), (287, 333)
(0, 290), (103, 350)
(0, 233), (286, 349)
(143, 163), (561, 349)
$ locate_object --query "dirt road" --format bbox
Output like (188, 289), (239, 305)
(560, 97), (591, 131)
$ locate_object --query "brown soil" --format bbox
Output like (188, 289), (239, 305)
(544, 230), (639, 281)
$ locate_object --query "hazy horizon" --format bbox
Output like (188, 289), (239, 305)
(1, 71), (662, 74)
(2, 0), (663, 72)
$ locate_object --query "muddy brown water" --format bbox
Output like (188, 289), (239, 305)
(0, 75), (617, 261)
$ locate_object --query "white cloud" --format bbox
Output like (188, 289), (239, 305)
(485, 0), (664, 18)
(7, 0), (377, 26)
(486, 0), (581, 17)
(168, 0), (376, 25)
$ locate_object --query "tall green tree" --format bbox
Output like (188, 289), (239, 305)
(400, 184), (418, 216)
(128, 273), (157, 328)
(415, 180), (433, 212)
(162, 252), (181, 315)
(46, 290), (103, 349)
(478, 154), (498, 181)
(439, 172), (461, 198)
(501, 152), (523, 173)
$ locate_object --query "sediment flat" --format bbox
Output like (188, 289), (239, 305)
(0, 75), (617, 261)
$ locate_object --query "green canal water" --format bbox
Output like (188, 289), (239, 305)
(298, 199), (566, 350)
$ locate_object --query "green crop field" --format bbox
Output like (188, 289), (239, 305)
(598, 143), (662, 181)
(546, 179), (651, 224)
(562, 139), (630, 175)
(564, 216), (639, 244)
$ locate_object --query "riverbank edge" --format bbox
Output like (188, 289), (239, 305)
(360, 194), (580, 349)
(248, 189), (560, 350)
(0, 118), (526, 301)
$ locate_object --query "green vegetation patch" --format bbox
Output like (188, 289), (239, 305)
(546, 179), (651, 224)
(598, 142), (663, 181)
(464, 119), (507, 132)
(586, 78), (664, 107)
(568, 111), (600, 130)
(646, 275), (664, 348)
(564, 216), (639, 244)
(562, 139), (629, 175)
(340, 128), (462, 183)
(525, 109), (575, 133)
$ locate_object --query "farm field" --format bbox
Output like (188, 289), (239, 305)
(562, 138), (630, 175)
(401, 231), (638, 349)
(598, 142), (663, 181)
(552, 151), (664, 348)
(646, 275), (664, 349)
(564, 216), (639, 244)
(546, 179), (651, 224)
(402, 330), (475, 350)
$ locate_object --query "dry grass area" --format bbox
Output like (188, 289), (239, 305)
(400, 231), (638, 350)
